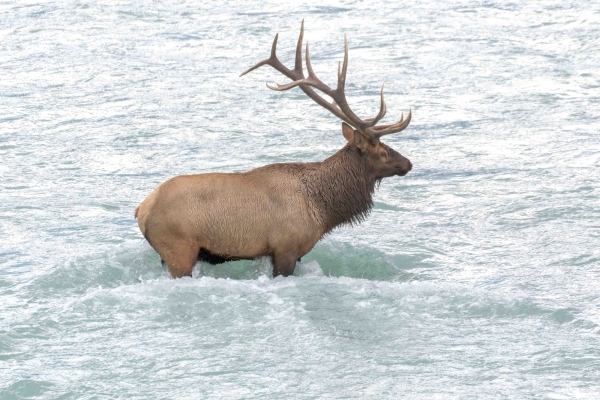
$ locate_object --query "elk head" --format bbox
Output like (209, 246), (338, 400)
(241, 20), (413, 180)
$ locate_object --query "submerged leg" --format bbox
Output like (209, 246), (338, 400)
(159, 241), (199, 278)
(273, 252), (298, 277)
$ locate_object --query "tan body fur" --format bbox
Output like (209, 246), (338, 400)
(136, 163), (323, 277)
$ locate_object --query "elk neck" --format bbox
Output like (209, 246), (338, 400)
(300, 144), (377, 234)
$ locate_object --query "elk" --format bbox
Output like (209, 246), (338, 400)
(135, 21), (413, 278)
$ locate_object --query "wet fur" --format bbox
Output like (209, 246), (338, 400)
(299, 145), (376, 233)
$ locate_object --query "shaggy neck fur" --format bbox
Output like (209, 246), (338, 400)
(300, 144), (377, 234)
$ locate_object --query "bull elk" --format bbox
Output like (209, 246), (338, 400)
(135, 21), (413, 278)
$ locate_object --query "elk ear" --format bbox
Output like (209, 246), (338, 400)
(342, 122), (355, 142)
(342, 123), (368, 151)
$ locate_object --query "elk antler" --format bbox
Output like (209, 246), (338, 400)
(240, 20), (411, 143)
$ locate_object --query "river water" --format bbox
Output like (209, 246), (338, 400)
(1, 0), (599, 398)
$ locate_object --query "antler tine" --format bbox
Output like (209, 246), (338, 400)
(363, 84), (387, 127)
(294, 19), (304, 74)
(240, 33), (282, 77)
(369, 109), (412, 137)
(305, 42), (316, 78)
(337, 35), (349, 89)
(370, 112), (402, 130)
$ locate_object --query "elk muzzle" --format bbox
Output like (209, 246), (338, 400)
(397, 156), (412, 176)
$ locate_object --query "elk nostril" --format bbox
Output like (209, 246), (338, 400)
(407, 161), (413, 171)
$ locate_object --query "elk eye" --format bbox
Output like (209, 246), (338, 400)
(380, 151), (387, 158)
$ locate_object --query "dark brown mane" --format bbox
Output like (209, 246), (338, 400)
(300, 144), (376, 233)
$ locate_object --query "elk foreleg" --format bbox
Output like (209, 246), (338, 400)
(272, 251), (298, 277)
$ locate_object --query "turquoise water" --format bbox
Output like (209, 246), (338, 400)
(1, 0), (599, 398)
